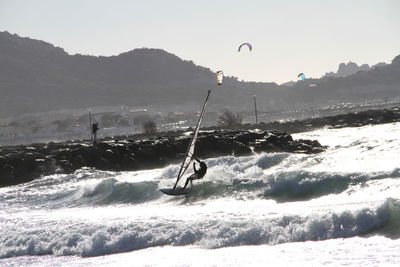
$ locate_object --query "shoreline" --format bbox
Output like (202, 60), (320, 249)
(1, 106), (399, 188)
(0, 129), (324, 187)
(205, 106), (400, 133)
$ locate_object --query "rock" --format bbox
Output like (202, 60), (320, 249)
(234, 131), (265, 144)
(119, 156), (139, 170)
(58, 159), (74, 173)
(232, 141), (252, 156)
(0, 129), (325, 187)
(0, 163), (17, 185)
(93, 157), (112, 170)
(70, 155), (86, 168)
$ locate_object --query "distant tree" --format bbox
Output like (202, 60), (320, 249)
(143, 120), (157, 134)
(218, 110), (242, 127)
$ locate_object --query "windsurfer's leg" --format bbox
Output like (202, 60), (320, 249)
(183, 174), (198, 189)
(183, 178), (191, 189)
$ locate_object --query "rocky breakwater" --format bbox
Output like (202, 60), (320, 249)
(0, 130), (325, 187)
(206, 107), (400, 134)
(259, 107), (400, 133)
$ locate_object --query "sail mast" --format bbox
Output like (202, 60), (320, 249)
(173, 90), (211, 189)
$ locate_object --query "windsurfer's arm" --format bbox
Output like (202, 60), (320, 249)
(193, 161), (198, 172)
(195, 158), (201, 163)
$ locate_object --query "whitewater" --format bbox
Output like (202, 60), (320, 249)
(1, 122), (400, 266)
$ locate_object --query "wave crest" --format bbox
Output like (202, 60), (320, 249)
(1, 198), (398, 258)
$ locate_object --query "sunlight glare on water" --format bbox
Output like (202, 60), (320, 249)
(1, 123), (400, 266)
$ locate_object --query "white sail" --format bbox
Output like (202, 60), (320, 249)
(216, 70), (223, 85)
(173, 90), (211, 189)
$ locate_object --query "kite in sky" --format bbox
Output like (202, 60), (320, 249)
(298, 73), (306, 81)
(238, 43), (252, 52)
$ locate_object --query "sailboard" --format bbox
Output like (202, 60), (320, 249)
(159, 187), (191, 196)
(159, 90), (211, 196)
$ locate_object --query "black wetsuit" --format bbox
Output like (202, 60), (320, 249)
(183, 159), (207, 189)
(92, 123), (99, 143)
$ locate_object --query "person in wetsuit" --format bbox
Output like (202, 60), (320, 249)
(182, 158), (207, 189)
(92, 122), (99, 143)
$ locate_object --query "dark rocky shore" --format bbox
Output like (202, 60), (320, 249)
(214, 107), (400, 133)
(265, 107), (400, 133)
(0, 129), (324, 187)
(1, 106), (399, 188)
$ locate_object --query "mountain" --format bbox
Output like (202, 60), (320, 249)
(324, 61), (387, 78)
(279, 61), (387, 87)
(0, 31), (399, 118)
(0, 32), (212, 115)
(314, 56), (400, 104)
(0, 31), (283, 117)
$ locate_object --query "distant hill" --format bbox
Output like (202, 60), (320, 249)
(0, 31), (399, 117)
(282, 61), (388, 86)
(323, 61), (387, 78)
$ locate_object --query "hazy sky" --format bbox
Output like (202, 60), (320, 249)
(1, 0), (399, 83)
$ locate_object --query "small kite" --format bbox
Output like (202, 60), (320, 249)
(238, 43), (252, 52)
(298, 73), (306, 81)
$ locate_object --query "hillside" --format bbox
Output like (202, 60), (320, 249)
(0, 31), (226, 115)
(323, 61), (387, 78)
(0, 31), (399, 117)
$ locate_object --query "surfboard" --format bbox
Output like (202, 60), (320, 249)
(159, 187), (191, 196)
(159, 90), (211, 196)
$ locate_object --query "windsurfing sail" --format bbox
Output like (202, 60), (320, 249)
(173, 90), (211, 189)
(216, 70), (224, 85)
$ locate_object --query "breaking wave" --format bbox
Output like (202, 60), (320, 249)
(1, 198), (398, 258)
(6, 153), (399, 208)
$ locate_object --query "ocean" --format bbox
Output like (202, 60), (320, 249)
(1, 122), (400, 266)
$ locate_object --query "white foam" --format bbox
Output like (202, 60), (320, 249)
(2, 122), (400, 262)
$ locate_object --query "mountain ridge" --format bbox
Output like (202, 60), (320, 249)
(0, 31), (399, 117)
(323, 61), (387, 78)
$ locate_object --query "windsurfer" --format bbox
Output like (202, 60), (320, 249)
(92, 122), (99, 143)
(182, 158), (207, 189)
